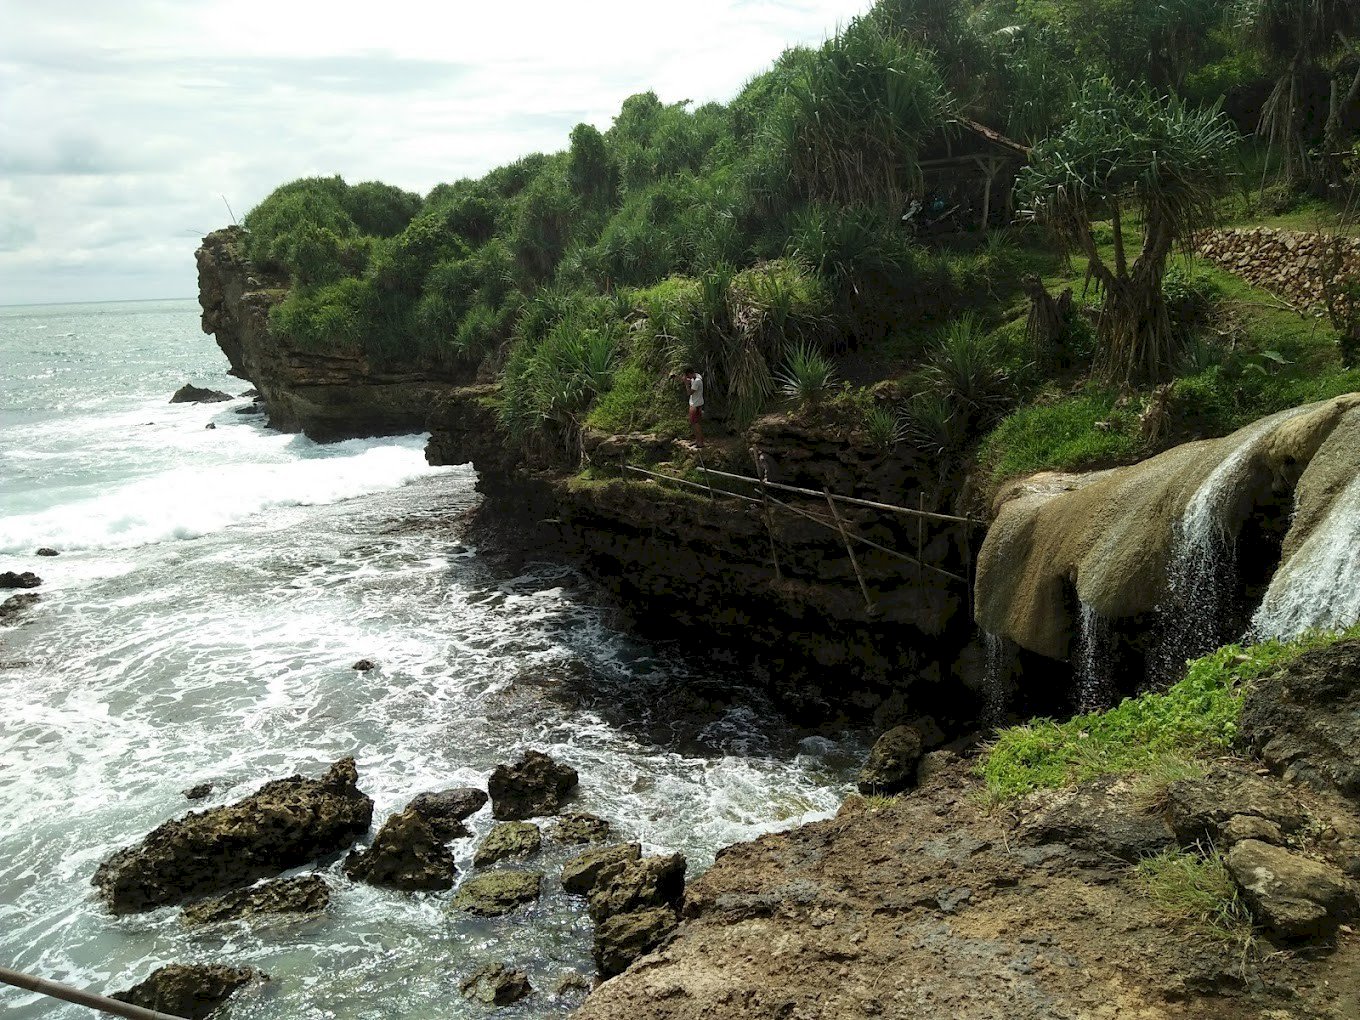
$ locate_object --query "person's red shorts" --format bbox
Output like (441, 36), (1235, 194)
(688, 406), (703, 425)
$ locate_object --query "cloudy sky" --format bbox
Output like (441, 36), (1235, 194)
(0, 0), (871, 305)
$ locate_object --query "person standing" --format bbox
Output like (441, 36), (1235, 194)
(682, 366), (705, 448)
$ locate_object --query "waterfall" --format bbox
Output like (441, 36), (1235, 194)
(1074, 603), (1114, 713)
(982, 630), (1012, 728)
(1251, 473), (1360, 640)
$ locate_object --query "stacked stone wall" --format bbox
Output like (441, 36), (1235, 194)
(1197, 227), (1360, 309)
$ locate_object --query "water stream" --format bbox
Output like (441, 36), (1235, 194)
(1073, 603), (1113, 713)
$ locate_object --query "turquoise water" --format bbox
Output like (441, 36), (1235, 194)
(0, 300), (853, 1018)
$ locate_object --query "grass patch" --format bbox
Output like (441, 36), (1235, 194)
(979, 625), (1360, 801)
(1137, 846), (1257, 954)
(979, 391), (1142, 483)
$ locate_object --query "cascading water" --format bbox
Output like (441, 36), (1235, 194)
(1251, 472), (1360, 640)
(1074, 603), (1113, 713)
(981, 630), (1013, 728)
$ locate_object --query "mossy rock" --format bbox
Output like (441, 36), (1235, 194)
(452, 871), (543, 916)
(474, 822), (542, 868)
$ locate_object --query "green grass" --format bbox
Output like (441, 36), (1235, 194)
(1137, 846), (1257, 953)
(584, 355), (689, 438)
(979, 391), (1142, 482)
(979, 625), (1360, 801)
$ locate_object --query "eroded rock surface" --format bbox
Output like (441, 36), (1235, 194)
(587, 853), (686, 924)
(0, 592), (40, 625)
(344, 807), (457, 892)
(113, 964), (264, 1020)
(551, 812), (612, 844)
(563, 843), (642, 896)
(474, 822), (542, 867)
(488, 751), (578, 820)
(93, 759), (373, 913)
(460, 963), (532, 1006)
(407, 786), (486, 840)
(856, 725), (923, 795)
(452, 871), (543, 916)
(1226, 839), (1356, 940)
(594, 907), (679, 978)
(181, 875), (330, 926)
(0, 571), (41, 589)
(170, 384), (232, 404)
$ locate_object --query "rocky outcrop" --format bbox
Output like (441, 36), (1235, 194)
(586, 854), (686, 924)
(181, 875), (330, 926)
(474, 822), (542, 867)
(0, 571), (41, 589)
(1226, 839), (1355, 940)
(0, 592), (39, 625)
(93, 759), (373, 913)
(461, 963), (532, 1006)
(551, 812), (612, 844)
(170, 384), (231, 404)
(1197, 227), (1360, 311)
(594, 907), (679, 978)
(344, 807), (458, 891)
(856, 725), (923, 794)
(406, 786), (486, 840)
(113, 964), (264, 1020)
(451, 871), (543, 916)
(488, 751), (578, 820)
(563, 843), (642, 895)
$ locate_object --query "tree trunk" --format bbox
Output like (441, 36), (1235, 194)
(1093, 224), (1177, 386)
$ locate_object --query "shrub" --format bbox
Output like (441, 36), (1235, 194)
(776, 342), (838, 406)
(919, 314), (1013, 431)
(863, 404), (907, 451)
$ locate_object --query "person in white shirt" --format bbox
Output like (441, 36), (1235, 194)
(682, 366), (705, 448)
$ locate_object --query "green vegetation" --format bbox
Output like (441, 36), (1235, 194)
(979, 624), (1360, 800)
(1137, 846), (1257, 953)
(979, 392), (1140, 480)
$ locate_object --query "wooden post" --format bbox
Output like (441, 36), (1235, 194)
(981, 158), (996, 233)
(751, 448), (782, 581)
(824, 487), (875, 615)
(0, 966), (185, 1020)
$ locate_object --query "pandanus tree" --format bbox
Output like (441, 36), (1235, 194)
(1019, 84), (1237, 385)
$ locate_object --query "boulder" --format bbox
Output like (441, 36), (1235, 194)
(351, 659), (376, 672)
(1164, 769), (1307, 846)
(593, 906), (679, 978)
(452, 871), (543, 916)
(1023, 776), (1174, 863)
(474, 822), (542, 868)
(856, 725), (924, 795)
(587, 853), (686, 923)
(554, 972), (593, 997)
(406, 786), (486, 840)
(0, 593), (40, 625)
(488, 751), (578, 819)
(35, 548), (59, 557)
(112, 964), (264, 1019)
(460, 962), (532, 1006)
(170, 384), (232, 404)
(93, 758), (373, 914)
(204, 423), (216, 430)
(0, 571), (41, 589)
(181, 874), (330, 926)
(551, 812), (612, 845)
(344, 808), (458, 892)
(1240, 639), (1360, 802)
(563, 842), (642, 896)
(182, 783), (213, 801)
(1226, 839), (1356, 940)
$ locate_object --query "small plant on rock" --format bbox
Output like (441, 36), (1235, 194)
(776, 341), (838, 408)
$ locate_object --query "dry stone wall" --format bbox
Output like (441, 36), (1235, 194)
(1196, 227), (1360, 308)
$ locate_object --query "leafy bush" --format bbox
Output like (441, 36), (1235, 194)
(776, 342), (838, 406)
(919, 314), (1013, 431)
(863, 404), (907, 451)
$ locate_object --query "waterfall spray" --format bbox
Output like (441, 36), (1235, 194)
(1074, 603), (1114, 713)
(982, 631), (1012, 728)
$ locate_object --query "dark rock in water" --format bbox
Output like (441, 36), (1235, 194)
(406, 786), (485, 841)
(234, 403), (262, 415)
(0, 571), (41, 589)
(170, 384), (232, 404)
(594, 906), (679, 978)
(451, 871), (543, 916)
(204, 423), (216, 430)
(239, 388), (260, 399)
(551, 812), (611, 845)
(112, 963), (265, 1019)
(1023, 775), (1173, 864)
(344, 808), (458, 892)
(554, 972), (593, 997)
(563, 842), (641, 896)
(474, 821), (541, 868)
(1226, 839), (1355, 940)
(352, 658), (376, 672)
(1241, 638), (1360, 802)
(587, 853), (686, 924)
(181, 874), (330, 926)
(856, 725), (923, 795)
(93, 758), (373, 914)
(461, 962), (532, 1006)
(182, 783), (214, 801)
(0, 593), (40, 625)
(35, 547), (59, 557)
(488, 750), (578, 819)
(1164, 768), (1307, 846)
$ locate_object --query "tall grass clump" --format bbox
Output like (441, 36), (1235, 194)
(1137, 846), (1257, 955)
(776, 342), (838, 407)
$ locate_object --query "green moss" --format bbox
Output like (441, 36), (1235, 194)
(979, 625), (1360, 801)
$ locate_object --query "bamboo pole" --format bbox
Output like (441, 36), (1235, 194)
(622, 465), (764, 507)
(751, 450), (782, 581)
(0, 967), (184, 1020)
(695, 466), (977, 525)
(824, 487), (875, 614)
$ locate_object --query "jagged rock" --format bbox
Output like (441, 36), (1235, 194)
(170, 384), (232, 404)
(204, 423), (216, 430)
(407, 787), (486, 840)
(554, 972), (593, 997)
(1240, 639), (1360, 802)
(551, 812), (611, 844)
(234, 403), (262, 414)
(587, 853), (686, 924)
(594, 907), (679, 978)
(239, 388), (260, 398)
(93, 758), (373, 914)
(474, 822), (542, 867)
(1226, 840), (1356, 940)
(182, 874), (330, 926)
(112, 964), (264, 1019)
(1023, 776), (1173, 864)
(182, 783), (213, 801)
(1164, 768), (1307, 846)
(563, 843), (642, 896)
(916, 749), (962, 787)
(460, 962), (532, 1006)
(451, 871), (543, 916)
(344, 807), (457, 891)
(0, 593), (40, 625)
(35, 547), (59, 556)
(856, 725), (924, 795)
(1221, 814), (1284, 846)
(0, 571), (41, 589)
(488, 751), (578, 820)
(351, 658), (375, 671)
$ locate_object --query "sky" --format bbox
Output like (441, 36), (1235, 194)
(0, 0), (872, 305)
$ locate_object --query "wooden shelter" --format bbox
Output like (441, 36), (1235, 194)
(916, 119), (1030, 232)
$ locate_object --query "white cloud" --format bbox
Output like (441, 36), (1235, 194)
(0, 0), (870, 304)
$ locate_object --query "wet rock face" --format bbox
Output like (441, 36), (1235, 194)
(181, 875), (330, 926)
(594, 907), (679, 978)
(0, 571), (41, 589)
(474, 822), (542, 868)
(182, 783), (213, 801)
(452, 871), (543, 916)
(551, 812), (612, 845)
(344, 808), (458, 892)
(488, 751), (579, 820)
(562, 843), (642, 896)
(36, 547), (59, 557)
(856, 725), (924, 795)
(1164, 768), (1307, 846)
(1226, 839), (1356, 940)
(113, 964), (264, 1020)
(169, 384), (232, 404)
(1241, 639), (1360, 801)
(0, 592), (40, 625)
(587, 854), (686, 924)
(404, 786), (485, 841)
(461, 963), (532, 1006)
(93, 759), (373, 914)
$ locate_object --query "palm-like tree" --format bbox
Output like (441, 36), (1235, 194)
(1019, 84), (1238, 385)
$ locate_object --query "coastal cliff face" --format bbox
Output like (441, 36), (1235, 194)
(196, 227), (474, 442)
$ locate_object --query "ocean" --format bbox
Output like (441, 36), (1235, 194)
(0, 299), (854, 1018)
